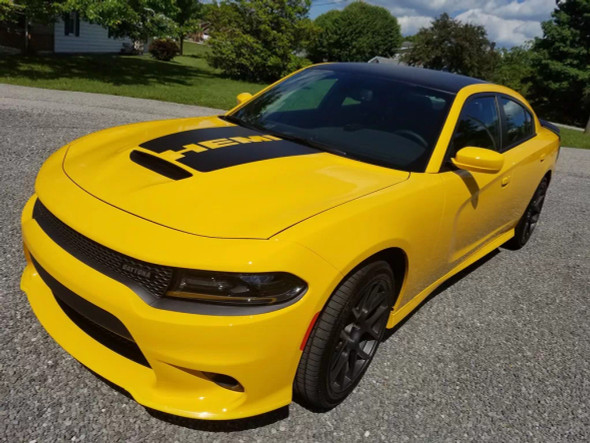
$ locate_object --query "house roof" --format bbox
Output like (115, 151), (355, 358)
(367, 56), (397, 64)
(312, 63), (488, 94)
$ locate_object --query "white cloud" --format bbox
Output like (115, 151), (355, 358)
(455, 9), (543, 47)
(380, 0), (480, 14)
(310, 0), (555, 47)
(482, 0), (556, 21)
(397, 16), (434, 36)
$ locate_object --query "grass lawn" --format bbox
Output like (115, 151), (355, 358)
(560, 127), (590, 149)
(0, 42), (265, 110)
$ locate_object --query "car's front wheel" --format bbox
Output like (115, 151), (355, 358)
(506, 176), (549, 250)
(294, 260), (395, 410)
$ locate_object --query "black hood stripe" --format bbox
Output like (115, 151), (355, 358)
(140, 126), (258, 153)
(178, 140), (317, 173)
(139, 124), (318, 173)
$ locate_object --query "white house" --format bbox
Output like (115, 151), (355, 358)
(54, 12), (132, 53)
(367, 42), (414, 66)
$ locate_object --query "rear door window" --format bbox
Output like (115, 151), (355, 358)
(500, 97), (534, 149)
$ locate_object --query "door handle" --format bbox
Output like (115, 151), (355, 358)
(501, 176), (511, 187)
(540, 153), (546, 162)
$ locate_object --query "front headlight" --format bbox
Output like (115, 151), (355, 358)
(166, 269), (307, 306)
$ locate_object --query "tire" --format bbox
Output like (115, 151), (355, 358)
(294, 260), (396, 410)
(506, 176), (549, 250)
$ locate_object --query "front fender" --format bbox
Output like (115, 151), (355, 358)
(275, 173), (447, 311)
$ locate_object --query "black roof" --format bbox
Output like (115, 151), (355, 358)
(312, 63), (488, 94)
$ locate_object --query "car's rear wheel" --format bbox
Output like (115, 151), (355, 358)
(294, 260), (395, 410)
(506, 176), (549, 250)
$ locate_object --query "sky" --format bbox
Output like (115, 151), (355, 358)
(309, 0), (558, 48)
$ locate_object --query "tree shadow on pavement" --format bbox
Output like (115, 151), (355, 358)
(0, 54), (218, 87)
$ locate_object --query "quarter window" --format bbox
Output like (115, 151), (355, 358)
(500, 97), (534, 148)
(451, 96), (501, 155)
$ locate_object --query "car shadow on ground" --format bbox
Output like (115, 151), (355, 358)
(83, 365), (290, 431)
(383, 247), (501, 341)
(84, 247), (502, 431)
(146, 407), (290, 432)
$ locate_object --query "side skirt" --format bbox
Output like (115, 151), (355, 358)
(386, 229), (514, 329)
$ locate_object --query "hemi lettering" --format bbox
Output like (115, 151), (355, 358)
(182, 143), (208, 153)
(200, 138), (239, 149)
(229, 135), (280, 144)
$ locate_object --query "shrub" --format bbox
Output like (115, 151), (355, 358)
(149, 38), (180, 61)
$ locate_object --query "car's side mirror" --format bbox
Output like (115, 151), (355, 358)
(451, 147), (504, 174)
(236, 92), (253, 105)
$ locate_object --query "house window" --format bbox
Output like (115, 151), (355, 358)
(64, 12), (80, 37)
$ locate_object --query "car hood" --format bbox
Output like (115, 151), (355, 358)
(63, 116), (409, 239)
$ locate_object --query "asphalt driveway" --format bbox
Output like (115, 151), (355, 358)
(1, 84), (589, 441)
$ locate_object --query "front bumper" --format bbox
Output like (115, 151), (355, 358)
(21, 193), (342, 420)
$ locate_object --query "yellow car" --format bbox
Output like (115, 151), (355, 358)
(21, 63), (560, 420)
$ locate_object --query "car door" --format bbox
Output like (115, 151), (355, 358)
(496, 95), (545, 223)
(438, 94), (517, 267)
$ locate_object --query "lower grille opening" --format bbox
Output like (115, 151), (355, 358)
(31, 256), (151, 368)
(55, 298), (151, 368)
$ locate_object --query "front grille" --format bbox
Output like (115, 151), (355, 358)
(32, 199), (173, 298)
(32, 256), (150, 368)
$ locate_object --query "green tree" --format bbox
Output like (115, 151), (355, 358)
(1, 1), (68, 53)
(306, 9), (339, 62)
(307, 2), (402, 63)
(65, 0), (177, 43)
(4, 0), (195, 54)
(173, 0), (201, 54)
(0, 0), (17, 22)
(9, 0), (65, 23)
(528, 0), (590, 129)
(491, 45), (534, 97)
(206, 0), (312, 82)
(402, 13), (499, 79)
(401, 34), (418, 44)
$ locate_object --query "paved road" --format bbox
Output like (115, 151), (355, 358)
(1, 85), (589, 442)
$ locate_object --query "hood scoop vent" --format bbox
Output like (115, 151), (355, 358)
(130, 150), (192, 180)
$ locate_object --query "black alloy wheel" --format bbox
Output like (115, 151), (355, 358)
(327, 278), (390, 396)
(507, 176), (549, 250)
(294, 261), (396, 410)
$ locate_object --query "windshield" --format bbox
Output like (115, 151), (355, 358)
(230, 66), (454, 172)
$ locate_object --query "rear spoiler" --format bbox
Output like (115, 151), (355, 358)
(540, 119), (561, 138)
